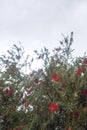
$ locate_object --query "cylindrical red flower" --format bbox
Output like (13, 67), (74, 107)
(23, 101), (29, 107)
(49, 103), (60, 113)
(9, 88), (14, 95)
(4, 88), (14, 95)
(72, 111), (79, 120)
(51, 73), (61, 82)
(4, 88), (9, 94)
(83, 58), (87, 66)
(77, 68), (83, 75)
(34, 79), (39, 84)
(81, 89), (87, 96)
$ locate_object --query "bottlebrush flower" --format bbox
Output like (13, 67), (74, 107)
(27, 87), (34, 94)
(81, 89), (87, 96)
(49, 103), (60, 113)
(51, 73), (61, 82)
(61, 83), (67, 90)
(38, 69), (43, 74)
(77, 68), (83, 75)
(4, 87), (14, 95)
(54, 47), (61, 51)
(23, 101), (29, 107)
(9, 88), (14, 95)
(72, 111), (79, 120)
(4, 88), (9, 93)
(29, 73), (34, 77)
(83, 58), (87, 65)
(34, 78), (39, 84)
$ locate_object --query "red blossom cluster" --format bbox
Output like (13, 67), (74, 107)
(71, 111), (79, 120)
(83, 58), (87, 65)
(49, 103), (60, 113)
(81, 89), (87, 96)
(77, 67), (83, 75)
(23, 101), (29, 107)
(51, 73), (61, 82)
(3, 87), (14, 95)
(34, 78), (39, 84)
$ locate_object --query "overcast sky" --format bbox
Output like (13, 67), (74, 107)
(0, 0), (87, 58)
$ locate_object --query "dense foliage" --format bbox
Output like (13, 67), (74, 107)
(0, 32), (87, 130)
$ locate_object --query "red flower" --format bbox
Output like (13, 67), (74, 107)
(51, 73), (61, 82)
(29, 73), (34, 77)
(4, 88), (14, 95)
(61, 84), (67, 90)
(77, 68), (83, 75)
(83, 58), (87, 65)
(72, 111), (79, 120)
(81, 89), (87, 96)
(4, 88), (9, 93)
(23, 101), (29, 107)
(49, 103), (60, 113)
(9, 88), (14, 95)
(54, 47), (61, 51)
(27, 87), (33, 94)
(34, 79), (39, 84)
(38, 69), (43, 74)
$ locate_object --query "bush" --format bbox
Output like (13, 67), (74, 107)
(0, 32), (87, 130)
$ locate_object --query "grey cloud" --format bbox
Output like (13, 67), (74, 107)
(0, 0), (87, 56)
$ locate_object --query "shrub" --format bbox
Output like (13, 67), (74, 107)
(0, 32), (87, 130)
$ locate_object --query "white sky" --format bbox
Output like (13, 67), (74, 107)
(0, 0), (87, 59)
